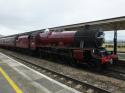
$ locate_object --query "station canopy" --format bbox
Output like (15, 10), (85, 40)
(49, 16), (125, 31)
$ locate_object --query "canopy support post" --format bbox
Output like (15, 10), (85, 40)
(114, 29), (117, 55)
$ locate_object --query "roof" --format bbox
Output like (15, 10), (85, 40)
(49, 16), (125, 31)
(1, 16), (125, 39)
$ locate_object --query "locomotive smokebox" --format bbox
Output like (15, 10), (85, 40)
(74, 29), (104, 48)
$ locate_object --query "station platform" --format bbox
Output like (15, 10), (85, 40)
(0, 52), (81, 93)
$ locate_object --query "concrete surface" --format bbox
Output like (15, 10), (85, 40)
(118, 53), (125, 61)
(0, 52), (81, 93)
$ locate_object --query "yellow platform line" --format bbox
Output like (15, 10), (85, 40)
(0, 67), (23, 93)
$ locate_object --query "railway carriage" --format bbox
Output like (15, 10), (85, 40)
(16, 34), (30, 49)
(0, 35), (17, 49)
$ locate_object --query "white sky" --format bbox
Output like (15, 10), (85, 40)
(0, 0), (125, 40)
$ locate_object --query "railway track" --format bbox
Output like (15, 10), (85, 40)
(115, 60), (125, 67)
(105, 66), (125, 80)
(1, 51), (111, 93)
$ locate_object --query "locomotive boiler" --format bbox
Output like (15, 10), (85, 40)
(34, 29), (104, 49)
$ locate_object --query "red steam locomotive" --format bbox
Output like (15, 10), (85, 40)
(0, 28), (117, 69)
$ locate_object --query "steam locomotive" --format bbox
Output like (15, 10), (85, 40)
(0, 27), (117, 69)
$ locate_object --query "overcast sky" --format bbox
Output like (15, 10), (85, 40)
(0, 0), (125, 40)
